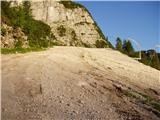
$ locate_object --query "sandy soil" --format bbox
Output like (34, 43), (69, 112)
(1, 46), (160, 120)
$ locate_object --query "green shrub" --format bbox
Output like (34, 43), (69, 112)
(1, 1), (54, 48)
(59, 1), (84, 9)
(1, 27), (6, 36)
(15, 39), (23, 48)
(122, 90), (138, 99)
(25, 19), (52, 47)
(95, 40), (108, 48)
(139, 50), (160, 70)
(151, 102), (160, 111)
(82, 42), (91, 48)
(1, 47), (46, 54)
(75, 22), (90, 26)
(1, 1), (12, 25)
(123, 90), (160, 112)
(116, 37), (123, 51)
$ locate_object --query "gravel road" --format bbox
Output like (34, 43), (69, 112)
(1, 46), (160, 120)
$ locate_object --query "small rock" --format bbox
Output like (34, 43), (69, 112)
(66, 103), (70, 106)
(70, 97), (74, 99)
(100, 100), (105, 103)
(96, 110), (101, 113)
(58, 95), (63, 99)
(73, 110), (78, 114)
(59, 100), (63, 103)
(77, 99), (83, 104)
(107, 67), (112, 70)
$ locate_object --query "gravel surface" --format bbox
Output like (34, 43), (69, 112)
(1, 46), (160, 120)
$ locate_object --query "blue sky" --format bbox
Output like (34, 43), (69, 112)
(77, 1), (159, 51)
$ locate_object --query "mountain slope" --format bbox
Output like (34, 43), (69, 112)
(2, 46), (160, 120)
(1, 0), (112, 48)
(31, 0), (111, 47)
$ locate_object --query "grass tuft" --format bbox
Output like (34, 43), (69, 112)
(122, 90), (160, 112)
(1, 47), (46, 54)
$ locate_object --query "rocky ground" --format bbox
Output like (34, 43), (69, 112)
(1, 46), (160, 120)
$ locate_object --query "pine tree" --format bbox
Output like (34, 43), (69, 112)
(116, 37), (123, 52)
(127, 40), (134, 54)
(147, 50), (160, 70)
(122, 40), (127, 54)
(122, 40), (134, 56)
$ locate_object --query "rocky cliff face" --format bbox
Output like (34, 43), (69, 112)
(1, 0), (111, 48)
(30, 0), (109, 47)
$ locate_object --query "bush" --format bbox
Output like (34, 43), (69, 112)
(15, 39), (23, 48)
(1, 27), (6, 36)
(95, 40), (108, 48)
(59, 1), (84, 9)
(25, 19), (52, 47)
(1, 47), (46, 54)
(82, 42), (91, 48)
(1, 1), (54, 48)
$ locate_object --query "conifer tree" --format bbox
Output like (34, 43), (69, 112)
(116, 37), (123, 52)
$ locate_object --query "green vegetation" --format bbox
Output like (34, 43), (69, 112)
(151, 102), (160, 112)
(95, 40), (108, 48)
(27, 20), (52, 47)
(122, 40), (135, 55)
(115, 37), (160, 70)
(15, 39), (23, 48)
(1, 47), (46, 54)
(137, 92), (160, 112)
(1, 1), (113, 50)
(1, 1), (55, 48)
(82, 42), (91, 48)
(93, 23), (113, 48)
(116, 37), (123, 52)
(122, 90), (138, 99)
(1, 27), (6, 36)
(122, 90), (160, 112)
(140, 50), (160, 70)
(106, 37), (114, 49)
(59, 1), (84, 9)
(75, 22), (91, 26)
(93, 22), (106, 40)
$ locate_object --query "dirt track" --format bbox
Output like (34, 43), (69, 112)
(1, 46), (160, 120)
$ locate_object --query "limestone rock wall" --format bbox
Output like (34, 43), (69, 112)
(30, 0), (108, 47)
(3, 0), (109, 48)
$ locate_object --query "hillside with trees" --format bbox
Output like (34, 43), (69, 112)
(115, 37), (160, 70)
